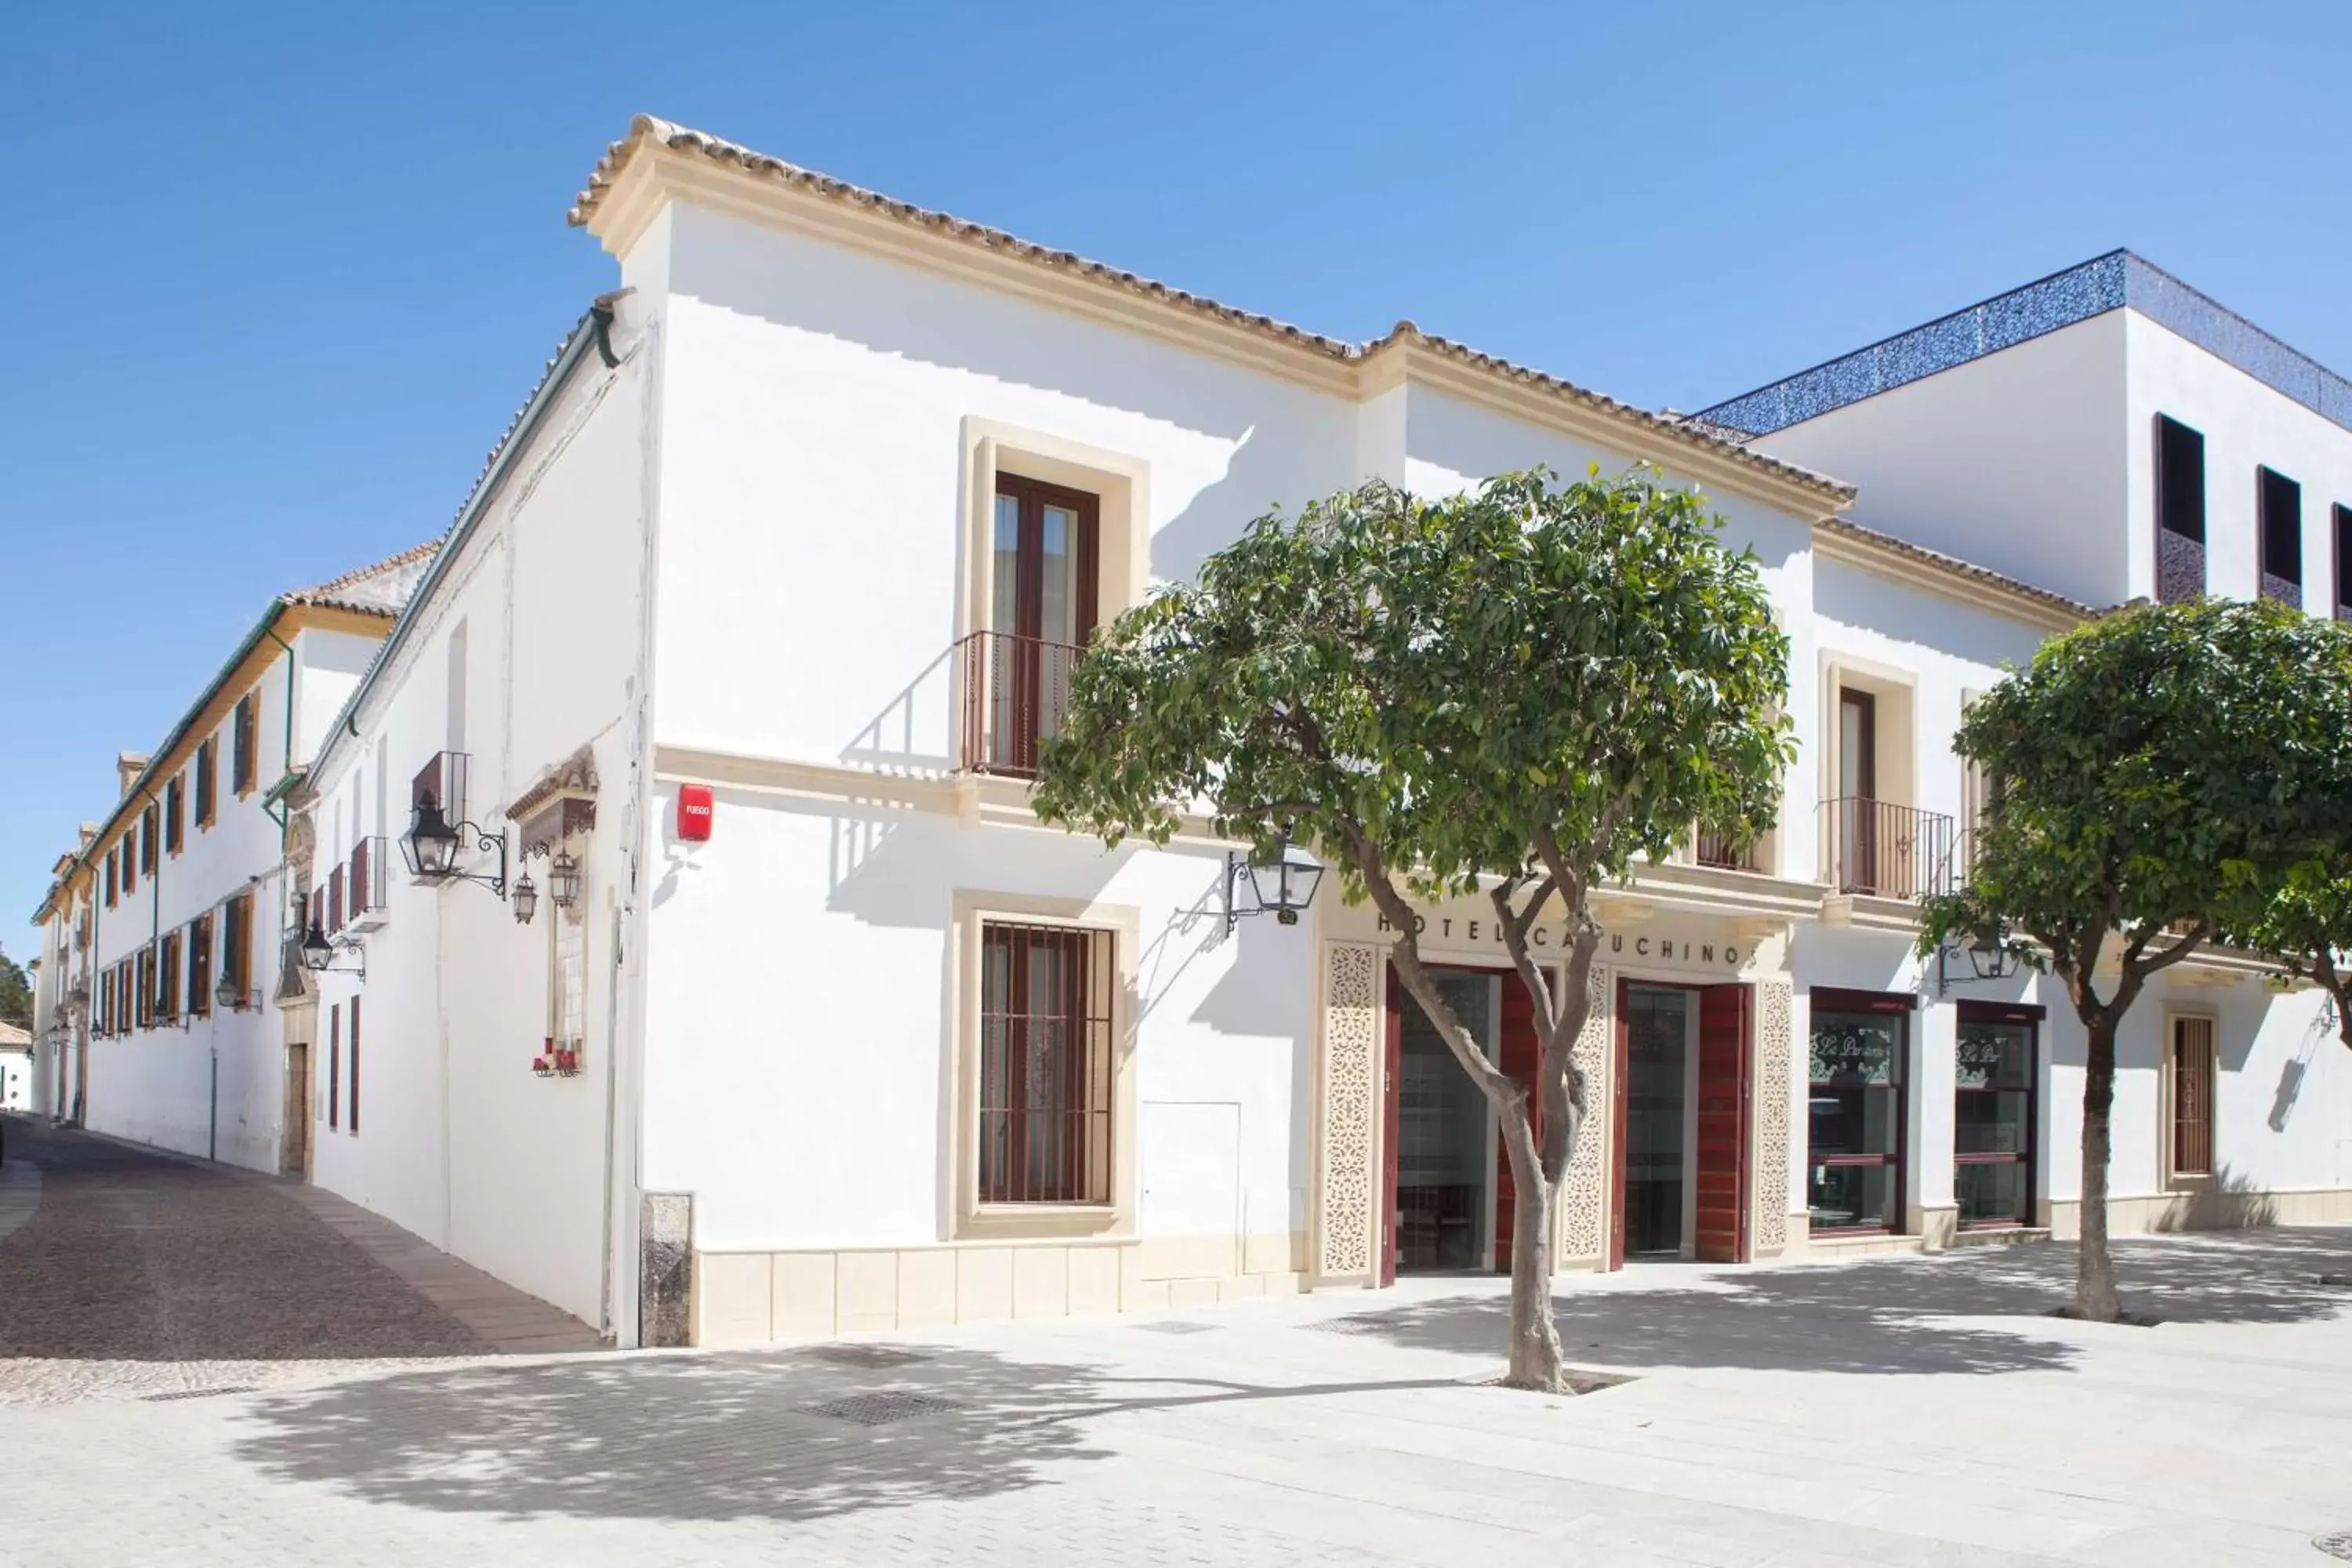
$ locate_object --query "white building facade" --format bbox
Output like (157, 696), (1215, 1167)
(45, 123), (2352, 1348)
(27, 555), (425, 1170)
(1703, 251), (2352, 1244)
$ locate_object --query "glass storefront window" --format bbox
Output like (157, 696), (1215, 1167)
(1806, 998), (1909, 1233)
(1955, 1010), (2036, 1227)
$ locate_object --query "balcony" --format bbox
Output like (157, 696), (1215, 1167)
(959, 630), (1083, 779)
(1821, 797), (1958, 902)
(344, 836), (390, 933)
(1689, 827), (1765, 873)
(412, 750), (471, 824)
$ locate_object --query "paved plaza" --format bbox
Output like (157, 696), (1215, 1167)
(3, 1119), (2351, 1566)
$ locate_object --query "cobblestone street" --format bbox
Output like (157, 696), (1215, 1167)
(0, 1116), (595, 1406)
(2, 1126), (2350, 1566)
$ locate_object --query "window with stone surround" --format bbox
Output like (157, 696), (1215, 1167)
(978, 920), (1115, 1205)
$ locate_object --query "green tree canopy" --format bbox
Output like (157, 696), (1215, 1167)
(1921, 597), (2350, 1319)
(1033, 467), (1790, 1388)
(0, 945), (31, 1030)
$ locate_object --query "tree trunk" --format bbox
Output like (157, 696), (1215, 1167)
(1499, 1115), (1564, 1390)
(2075, 1014), (2122, 1321)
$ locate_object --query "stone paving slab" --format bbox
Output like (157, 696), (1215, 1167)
(3, 1223), (2350, 1564)
(0, 1116), (599, 1409)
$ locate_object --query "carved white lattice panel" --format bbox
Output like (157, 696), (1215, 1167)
(1752, 978), (1794, 1256)
(1558, 967), (1611, 1262)
(1316, 943), (1381, 1280)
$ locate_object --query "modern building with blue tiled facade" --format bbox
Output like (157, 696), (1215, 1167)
(1700, 252), (2352, 619)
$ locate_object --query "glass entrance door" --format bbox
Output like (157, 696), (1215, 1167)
(983, 476), (1098, 774)
(1955, 1007), (2036, 1227)
(1624, 985), (1695, 1258)
(1394, 971), (1497, 1273)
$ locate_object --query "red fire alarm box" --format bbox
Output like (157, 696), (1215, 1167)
(677, 784), (713, 842)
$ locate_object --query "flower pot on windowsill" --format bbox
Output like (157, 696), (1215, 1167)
(532, 1054), (555, 1078)
(552, 1045), (583, 1078)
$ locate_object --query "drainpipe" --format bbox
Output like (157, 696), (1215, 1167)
(261, 626), (298, 845)
(256, 623), (301, 1170)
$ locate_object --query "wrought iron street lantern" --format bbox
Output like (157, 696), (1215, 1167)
(1937, 920), (2023, 994)
(298, 914), (366, 979)
(1227, 822), (1325, 933)
(548, 849), (581, 911)
(215, 971), (241, 1012)
(400, 790), (510, 899)
(511, 869), (539, 926)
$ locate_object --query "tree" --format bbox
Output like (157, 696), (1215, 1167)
(2238, 625), (2352, 1047)
(1031, 468), (1790, 1390)
(0, 946), (31, 1030)
(1919, 598), (2345, 1322)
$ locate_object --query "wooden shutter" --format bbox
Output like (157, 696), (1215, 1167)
(233, 695), (256, 793)
(1694, 983), (1753, 1264)
(348, 998), (361, 1134)
(195, 739), (216, 826)
(328, 1005), (340, 1131)
(2170, 1017), (2216, 1178)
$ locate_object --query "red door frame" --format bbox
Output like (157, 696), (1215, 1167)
(1610, 976), (1754, 1271)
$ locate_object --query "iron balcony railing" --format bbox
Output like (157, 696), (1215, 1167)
(1821, 797), (1958, 901)
(1690, 827), (1765, 873)
(959, 630), (1084, 779)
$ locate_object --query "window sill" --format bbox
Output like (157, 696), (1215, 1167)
(956, 1203), (1127, 1243)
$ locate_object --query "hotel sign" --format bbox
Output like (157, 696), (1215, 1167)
(1375, 910), (1744, 971)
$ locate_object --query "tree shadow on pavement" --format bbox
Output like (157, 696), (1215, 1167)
(1351, 1227), (2352, 1375)
(229, 1345), (1463, 1523)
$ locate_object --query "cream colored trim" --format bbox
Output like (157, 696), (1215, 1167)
(2045, 1185), (2352, 1240)
(690, 1232), (1312, 1346)
(959, 418), (1152, 647)
(1387, 340), (1844, 521)
(946, 889), (1142, 1243)
(1814, 524), (2085, 635)
(605, 148), (1363, 396)
(579, 131), (1853, 522)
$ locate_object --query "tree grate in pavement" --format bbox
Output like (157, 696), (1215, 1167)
(140, 1386), (259, 1402)
(808, 1343), (934, 1368)
(1136, 1321), (1221, 1334)
(1301, 1314), (1405, 1335)
(1472, 1369), (1634, 1396)
(804, 1392), (964, 1426)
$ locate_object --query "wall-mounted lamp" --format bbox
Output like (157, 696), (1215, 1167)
(1936, 920), (2022, 994)
(511, 869), (539, 925)
(401, 791), (510, 899)
(299, 916), (366, 981)
(548, 849), (581, 911)
(1226, 822), (1325, 935)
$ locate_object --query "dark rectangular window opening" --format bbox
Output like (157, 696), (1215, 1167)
(2155, 415), (2206, 603)
(2334, 503), (2352, 622)
(977, 920), (1114, 1205)
(2259, 465), (2303, 606)
(1806, 988), (1911, 1236)
(328, 1005), (341, 1131)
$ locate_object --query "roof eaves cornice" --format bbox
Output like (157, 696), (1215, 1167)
(572, 116), (1857, 513)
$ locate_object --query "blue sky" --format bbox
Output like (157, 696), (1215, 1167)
(4, 1), (2347, 935)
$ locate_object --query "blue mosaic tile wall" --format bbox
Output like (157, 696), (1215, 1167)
(1700, 251), (2352, 438)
